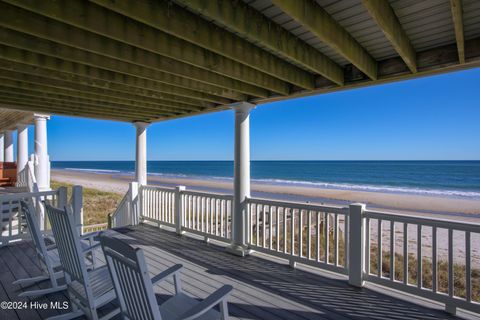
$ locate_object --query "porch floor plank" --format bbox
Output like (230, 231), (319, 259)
(0, 223), (466, 319)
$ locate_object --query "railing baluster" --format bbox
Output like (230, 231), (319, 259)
(448, 228), (454, 298)
(334, 213), (338, 266)
(432, 226), (437, 293)
(365, 217), (370, 275)
(256, 204), (260, 247)
(466, 231), (471, 302)
(269, 206), (273, 250)
(290, 208), (295, 256)
(403, 222), (408, 285)
(221, 199), (225, 238)
(299, 209), (303, 257)
(390, 220), (395, 281)
(316, 212), (320, 262)
(307, 210), (312, 260)
(276, 207), (280, 252)
(378, 219), (382, 277)
(215, 199), (220, 236)
(417, 224), (422, 289)
(262, 205), (266, 248)
(324, 212), (329, 263)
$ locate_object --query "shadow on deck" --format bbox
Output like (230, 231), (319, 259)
(0, 223), (468, 319)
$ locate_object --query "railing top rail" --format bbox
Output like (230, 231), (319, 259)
(364, 209), (480, 231)
(0, 189), (59, 202)
(141, 184), (175, 192)
(247, 196), (348, 214)
(110, 192), (128, 219)
(181, 189), (233, 200)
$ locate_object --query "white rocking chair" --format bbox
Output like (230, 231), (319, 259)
(45, 203), (119, 320)
(14, 200), (99, 297)
(100, 233), (233, 320)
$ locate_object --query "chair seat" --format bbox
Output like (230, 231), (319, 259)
(44, 240), (97, 266)
(159, 292), (221, 320)
(69, 266), (115, 307)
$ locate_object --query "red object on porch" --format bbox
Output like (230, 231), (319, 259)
(0, 162), (17, 187)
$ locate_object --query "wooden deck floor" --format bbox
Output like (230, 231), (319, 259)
(0, 223), (471, 319)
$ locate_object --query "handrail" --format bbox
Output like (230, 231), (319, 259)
(109, 192), (129, 228)
(364, 209), (480, 231)
(247, 196), (348, 214)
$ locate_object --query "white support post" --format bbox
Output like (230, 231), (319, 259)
(0, 133), (4, 162)
(133, 122), (149, 186)
(4, 130), (14, 162)
(174, 185), (186, 235)
(128, 182), (139, 225)
(16, 124), (29, 172)
(227, 102), (255, 257)
(34, 114), (51, 191)
(72, 186), (83, 234)
(348, 203), (366, 287)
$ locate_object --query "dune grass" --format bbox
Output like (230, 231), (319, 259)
(51, 180), (123, 226)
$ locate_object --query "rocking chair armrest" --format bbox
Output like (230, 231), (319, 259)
(80, 231), (100, 242)
(45, 243), (57, 251)
(179, 285), (233, 320)
(82, 241), (101, 254)
(151, 264), (183, 286)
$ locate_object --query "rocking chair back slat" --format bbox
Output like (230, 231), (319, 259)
(20, 200), (46, 258)
(101, 235), (161, 320)
(45, 204), (85, 282)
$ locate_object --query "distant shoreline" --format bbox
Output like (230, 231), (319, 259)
(52, 169), (480, 222)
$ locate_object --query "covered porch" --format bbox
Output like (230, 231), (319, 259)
(0, 0), (479, 319)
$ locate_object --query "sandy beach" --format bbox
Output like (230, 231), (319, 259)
(52, 169), (480, 221)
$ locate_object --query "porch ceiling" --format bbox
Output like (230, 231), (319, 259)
(0, 108), (33, 131)
(0, 0), (478, 123)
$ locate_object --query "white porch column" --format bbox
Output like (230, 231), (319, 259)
(227, 102), (255, 256)
(16, 124), (29, 171)
(0, 133), (4, 162)
(34, 114), (50, 191)
(4, 130), (14, 162)
(134, 122), (149, 185)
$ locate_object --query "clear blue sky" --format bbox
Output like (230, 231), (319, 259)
(24, 67), (480, 161)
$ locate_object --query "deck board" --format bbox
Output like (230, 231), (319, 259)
(0, 223), (466, 319)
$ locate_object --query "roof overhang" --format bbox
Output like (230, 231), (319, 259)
(0, 0), (478, 123)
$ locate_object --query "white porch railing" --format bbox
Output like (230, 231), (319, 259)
(15, 158), (38, 192)
(110, 183), (480, 315)
(246, 197), (349, 274)
(109, 192), (131, 228)
(363, 209), (480, 315)
(141, 185), (176, 227)
(0, 189), (62, 246)
(181, 189), (233, 242)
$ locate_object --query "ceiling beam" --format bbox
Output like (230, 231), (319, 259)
(1, 1), (289, 95)
(0, 29), (264, 99)
(450, 0), (465, 64)
(91, 0), (315, 90)
(362, 0), (417, 73)
(0, 96), (160, 122)
(272, 0), (377, 80)
(0, 68), (211, 110)
(0, 102), (143, 122)
(0, 89), (182, 119)
(0, 47), (234, 105)
(255, 37), (480, 104)
(173, 0), (343, 86)
(0, 78), (205, 114)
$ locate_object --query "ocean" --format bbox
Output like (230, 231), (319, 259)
(51, 161), (480, 200)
